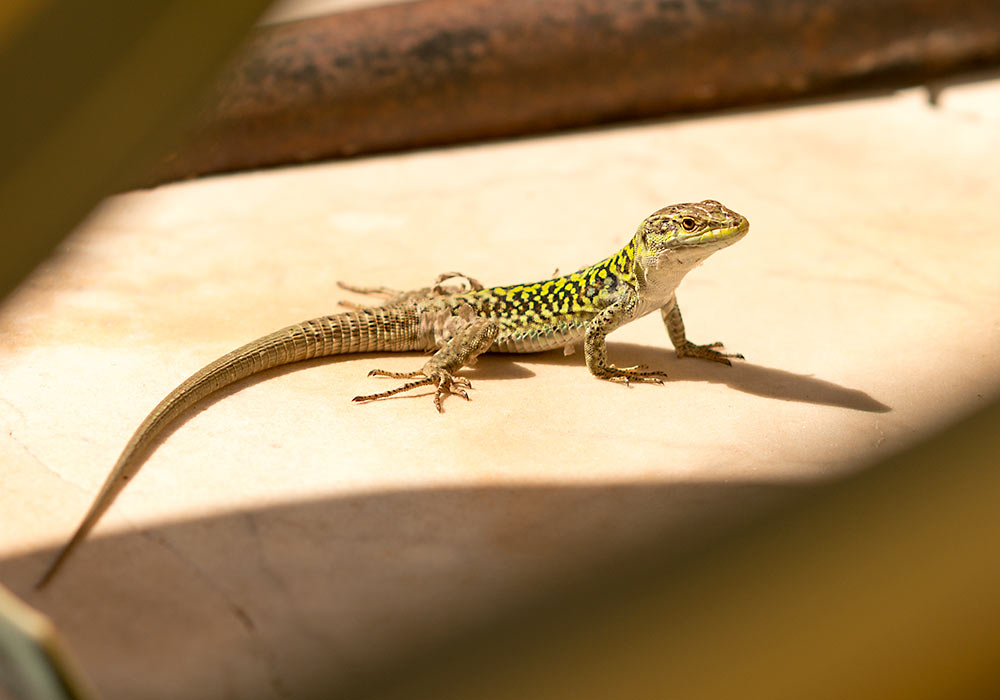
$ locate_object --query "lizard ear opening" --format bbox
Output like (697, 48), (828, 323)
(637, 223), (649, 250)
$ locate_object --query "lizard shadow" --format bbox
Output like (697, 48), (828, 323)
(488, 341), (891, 413)
(195, 343), (889, 415)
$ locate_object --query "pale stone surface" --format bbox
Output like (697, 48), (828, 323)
(2, 78), (1000, 699)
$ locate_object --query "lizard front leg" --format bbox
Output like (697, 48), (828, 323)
(585, 289), (669, 385)
(353, 317), (500, 412)
(660, 296), (743, 365)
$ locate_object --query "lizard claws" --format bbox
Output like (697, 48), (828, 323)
(675, 341), (743, 366)
(431, 371), (472, 411)
(354, 368), (472, 411)
(602, 364), (669, 386)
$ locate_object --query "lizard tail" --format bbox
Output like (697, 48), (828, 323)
(36, 307), (420, 588)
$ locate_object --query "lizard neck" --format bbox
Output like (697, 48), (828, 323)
(630, 227), (712, 306)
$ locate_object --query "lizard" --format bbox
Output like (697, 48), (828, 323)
(36, 199), (749, 587)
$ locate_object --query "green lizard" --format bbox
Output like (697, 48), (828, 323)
(37, 199), (748, 587)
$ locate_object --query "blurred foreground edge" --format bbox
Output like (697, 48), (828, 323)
(0, 0), (273, 301)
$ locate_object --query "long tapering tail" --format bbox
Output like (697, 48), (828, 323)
(37, 307), (420, 587)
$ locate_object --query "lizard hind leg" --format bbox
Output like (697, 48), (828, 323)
(336, 280), (403, 310)
(336, 281), (401, 297)
(353, 317), (498, 412)
(353, 369), (473, 412)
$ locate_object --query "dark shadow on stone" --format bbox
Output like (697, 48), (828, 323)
(488, 342), (892, 413)
(3, 479), (811, 699)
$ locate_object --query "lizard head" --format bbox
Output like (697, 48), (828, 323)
(637, 200), (749, 260)
(628, 200), (749, 298)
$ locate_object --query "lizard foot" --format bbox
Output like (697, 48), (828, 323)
(336, 281), (398, 297)
(675, 341), (743, 366)
(432, 272), (484, 295)
(353, 368), (472, 412)
(336, 281), (400, 309)
(600, 364), (669, 386)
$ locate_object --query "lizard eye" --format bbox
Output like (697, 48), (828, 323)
(680, 217), (697, 231)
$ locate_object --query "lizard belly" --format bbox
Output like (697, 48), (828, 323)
(492, 320), (588, 354)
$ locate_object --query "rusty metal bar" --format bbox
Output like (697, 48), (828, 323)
(146, 0), (1000, 184)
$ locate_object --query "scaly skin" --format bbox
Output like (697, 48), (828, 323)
(37, 200), (748, 587)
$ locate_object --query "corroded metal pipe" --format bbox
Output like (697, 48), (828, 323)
(147, 0), (1000, 183)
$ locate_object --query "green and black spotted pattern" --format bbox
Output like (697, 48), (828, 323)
(457, 240), (637, 353)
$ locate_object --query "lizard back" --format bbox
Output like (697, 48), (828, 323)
(451, 239), (638, 353)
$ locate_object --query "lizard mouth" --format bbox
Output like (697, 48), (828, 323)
(694, 217), (749, 247)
